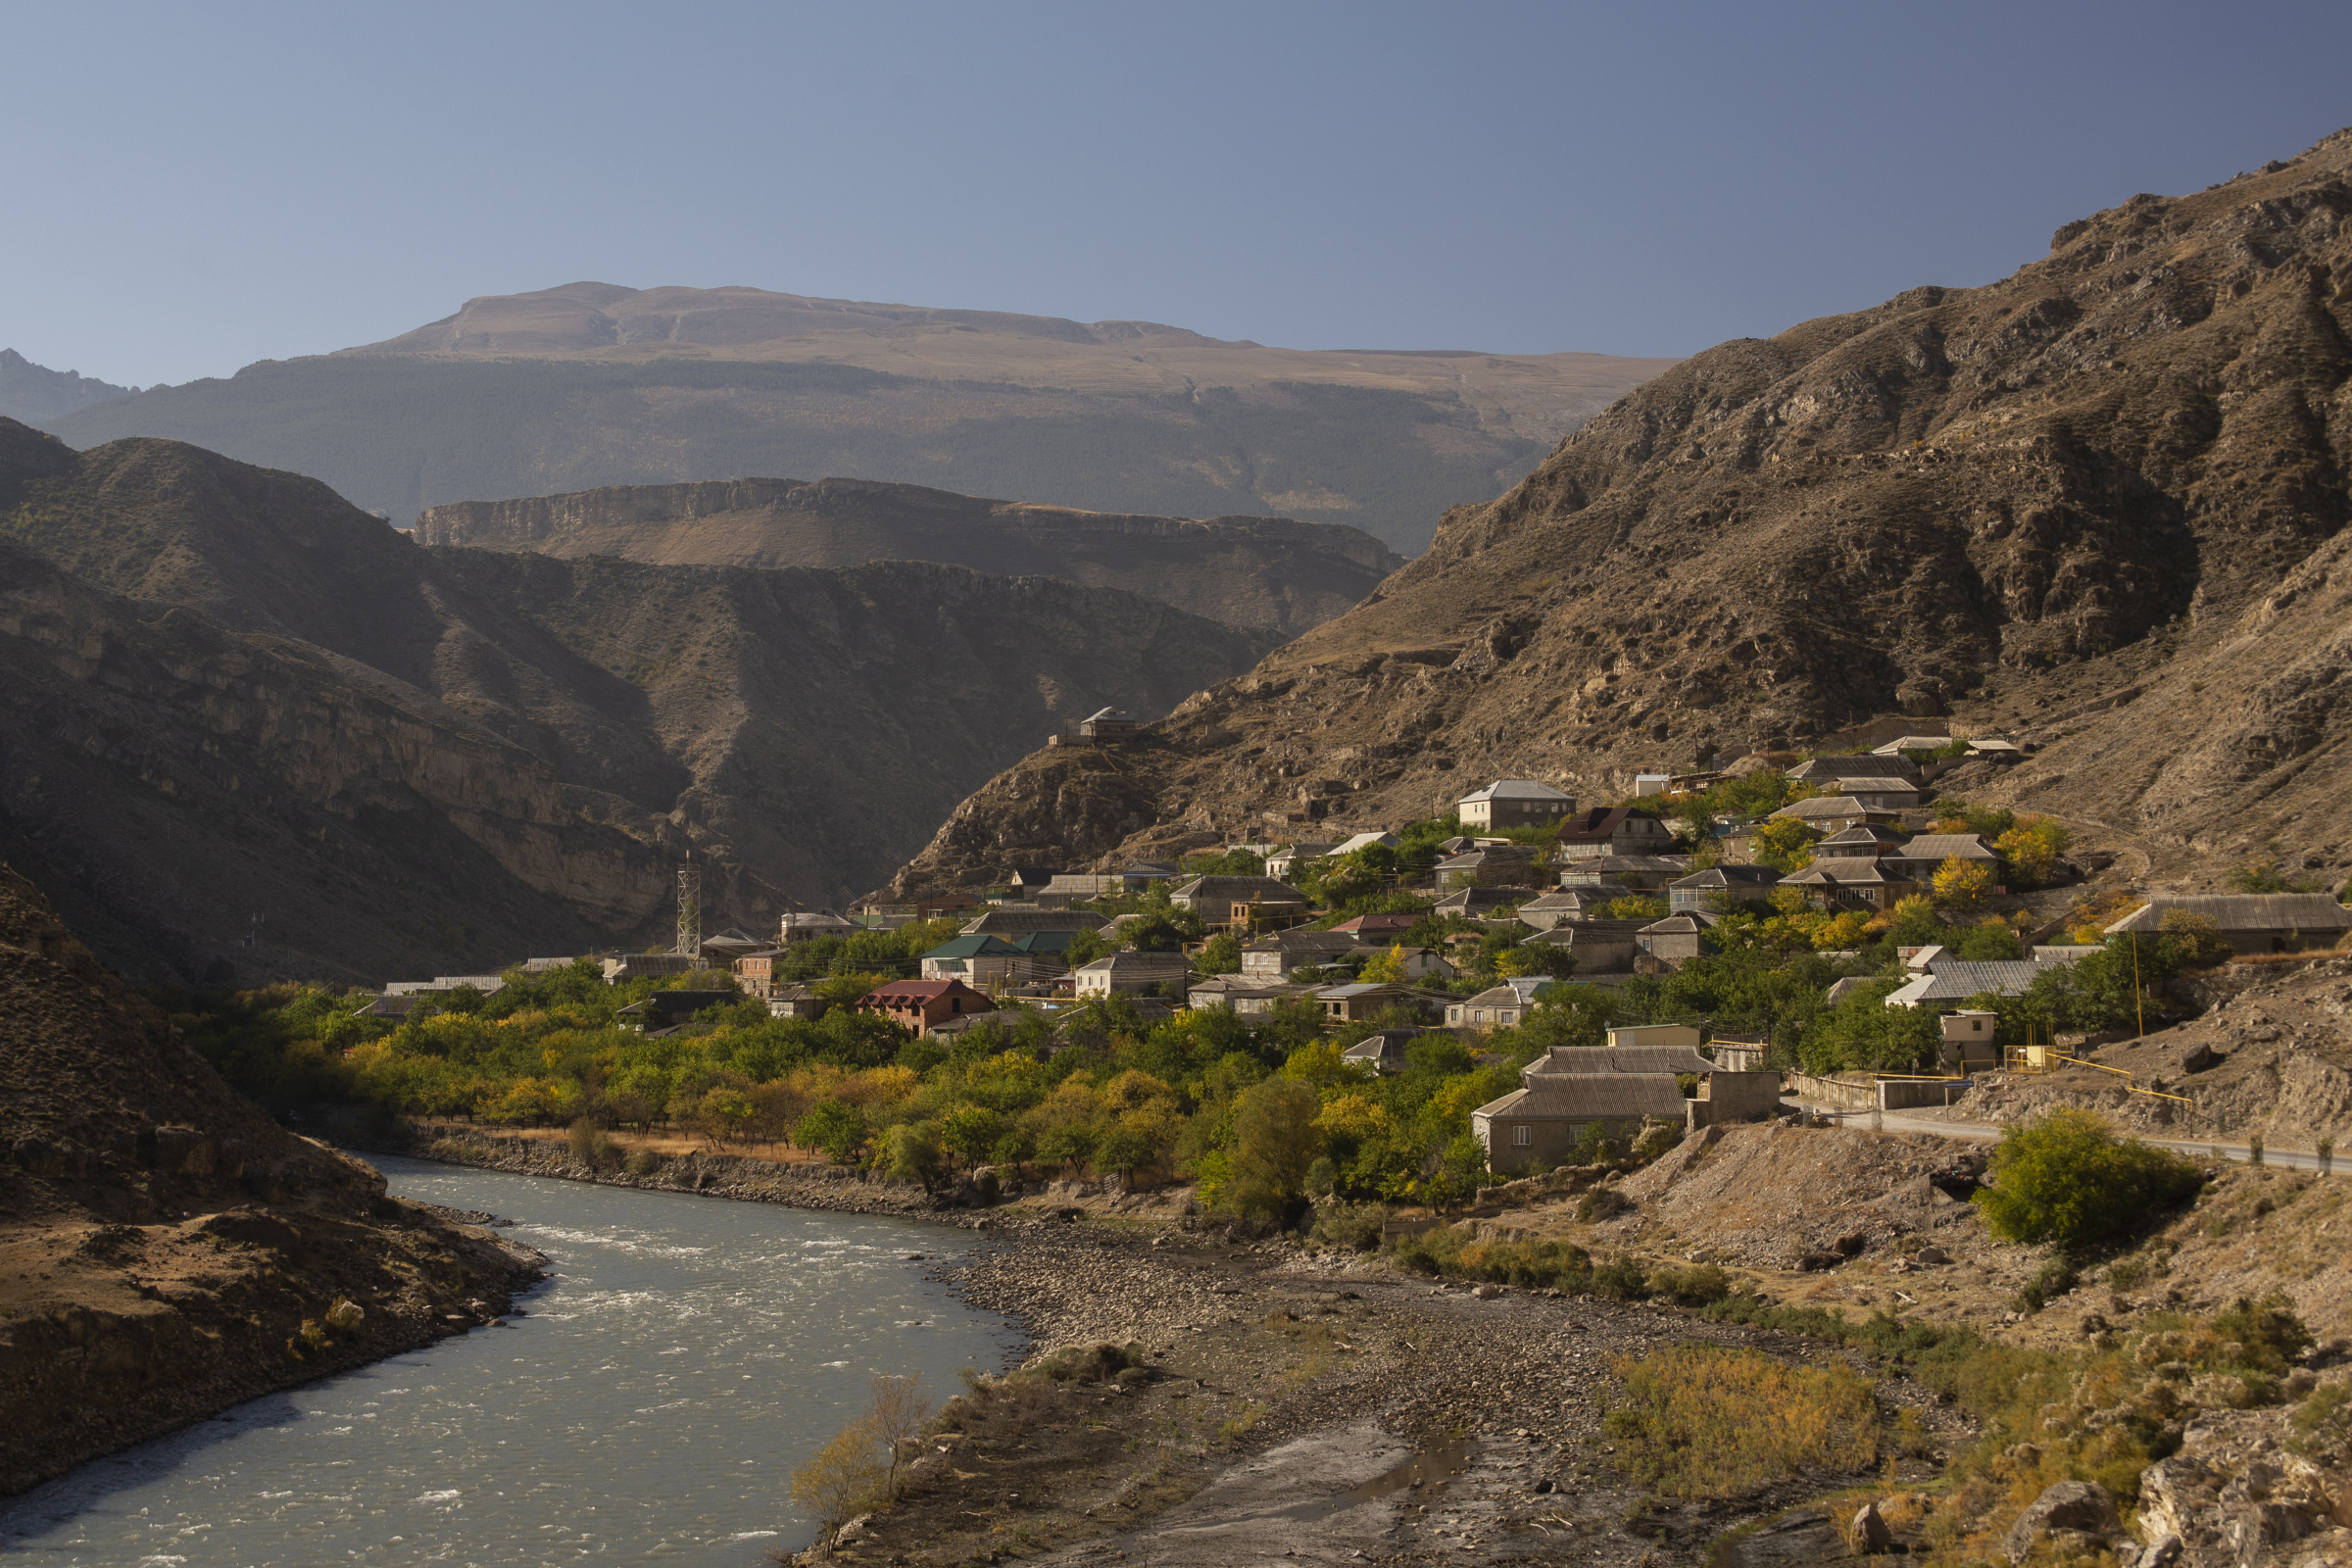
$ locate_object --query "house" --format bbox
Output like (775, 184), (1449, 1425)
(779, 907), (862, 944)
(1006, 868), (1063, 900)
(1516, 918), (1647, 974)
(962, 907), (1100, 938)
(601, 954), (711, 984)
(1079, 708), (1139, 741)
(1444, 977), (1554, 1031)
(1331, 911), (1420, 940)
(928, 1007), (1033, 1041)
(1341, 1029), (1421, 1073)
(1636, 915), (1706, 965)
(858, 979), (990, 1033)
(1812, 823), (1912, 860)
(1524, 1040), (1713, 1078)
(517, 956), (576, 974)
(1768, 795), (1902, 832)
(1556, 854), (1688, 890)
(1072, 951), (1195, 998)
(1377, 945), (1456, 982)
(1939, 1009), (2000, 1071)
(1871, 735), (1955, 757)
(1330, 830), (1402, 858)
(1786, 754), (1921, 789)
(1456, 779), (1577, 830)
(1240, 928), (1363, 980)
(1315, 982), (1426, 1023)
(1822, 779), (1931, 809)
(1633, 772), (1674, 797)
(1169, 875), (1312, 930)
(1186, 976), (1319, 1015)
(1003, 929), (1079, 981)
(1778, 857), (1919, 911)
(731, 948), (788, 999)
(1264, 843), (1338, 880)
(1667, 864), (1782, 914)
(1707, 1034), (1771, 1071)
(1432, 885), (1541, 918)
(768, 984), (829, 1021)
(699, 928), (767, 963)
(1118, 861), (1182, 890)
(1608, 1023), (1704, 1051)
(616, 990), (742, 1032)
(1517, 885), (1641, 928)
(1554, 807), (1679, 860)
(1881, 833), (2001, 884)
(1032, 874), (1124, 907)
(1436, 845), (1543, 889)
(2105, 894), (2352, 955)
(919, 933), (1028, 985)
(1471, 1074), (1689, 1172)
(1883, 956), (2082, 1008)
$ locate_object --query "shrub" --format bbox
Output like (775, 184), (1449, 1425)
(1309, 1201), (1392, 1252)
(1646, 1263), (1734, 1306)
(623, 1149), (662, 1177)
(2015, 1257), (2081, 1314)
(789, 1412), (888, 1531)
(1974, 1108), (2204, 1250)
(1601, 1345), (1879, 1497)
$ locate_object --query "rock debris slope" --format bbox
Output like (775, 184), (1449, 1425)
(0, 420), (1270, 979)
(0, 864), (542, 1494)
(414, 476), (1401, 641)
(887, 128), (2352, 895)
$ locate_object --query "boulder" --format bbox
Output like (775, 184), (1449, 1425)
(2005, 1481), (2121, 1564)
(1851, 1502), (1894, 1553)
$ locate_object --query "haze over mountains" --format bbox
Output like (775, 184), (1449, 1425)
(0, 420), (1275, 982)
(886, 128), (2352, 898)
(0, 349), (136, 423)
(37, 282), (1679, 553)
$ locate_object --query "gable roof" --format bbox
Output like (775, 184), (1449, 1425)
(1431, 885), (1539, 912)
(1884, 959), (2053, 1003)
(1558, 806), (1646, 841)
(1519, 918), (1649, 946)
(1788, 754), (1920, 783)
(1886, 833), (1998, 862)
(1456, 979), (1554, 1008)
(1770, 795), (1887, 821)
(1639, 915), (1705, 935)
(1332, 911), (1419, 934)
(1170, 874), (1309, 904)
(1526, 1044), (1715, 1076)
(1330, 831), (1402, 856)
(1474, 1073), (1688, 1123)
(1076, 951), (1193, 973)
(1671, 864), (1783, 889)
(2106, 894), (2352, 935)
(862, 979), (984, 1001)
(963, 907), (1100, 935)
(1242, 929), (1361, 955)
(1458, 779), (1572, 804)
(921, 934), (1025, 959)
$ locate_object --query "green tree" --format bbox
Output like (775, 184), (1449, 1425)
(1195, 930), (1243, 974)
(937, 1103), (1007, 1171)
(797, 1099), (872, 1164)
(1222, 1077), (1324, 1221)
(1973, 1107), (2203, 1250)
(882, 1121), (947, 1192)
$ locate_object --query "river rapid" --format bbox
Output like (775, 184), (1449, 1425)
(1, 1154), (1020, 1567)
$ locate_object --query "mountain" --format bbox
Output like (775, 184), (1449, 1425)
(0, 420), (1272, 981)
(40, 283), (1680, 553)
(0, 862), (540, 1493)
(0, 349), (134, 423)
(884, 129), (2352, 897)
(413, 477), (1401, 640)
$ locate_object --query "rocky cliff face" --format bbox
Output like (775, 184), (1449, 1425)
(0, 348), (132, 424)
(0, 864), (541, 1494)
(886, 128), (2352, 896)
(413, 476), (1401, 640)
(0, 422), (1274, 979)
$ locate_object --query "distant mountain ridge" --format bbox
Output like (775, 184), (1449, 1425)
(884, 127), (2352, 898)
(41, 283), (1679, 552)
(414, 476), (1403, 639)
(0, 349), (134, 423)
(0, 419), (1272, 982)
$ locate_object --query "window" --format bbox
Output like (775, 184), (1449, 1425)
(1512, 1126), (1531, 1147)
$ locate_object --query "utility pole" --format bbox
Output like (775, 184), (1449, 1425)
(2132, 930), (2144, 1039)
(676, 853), (702, 960)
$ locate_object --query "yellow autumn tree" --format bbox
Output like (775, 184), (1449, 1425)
(1932, 857), (1994, 912)
(1357, 944), (1408, 984)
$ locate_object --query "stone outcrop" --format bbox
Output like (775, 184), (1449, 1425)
(415, 476), (1402, 641)
(886, 127), (2352, 895)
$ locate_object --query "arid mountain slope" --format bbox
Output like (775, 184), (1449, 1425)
(413, 476), (1400, 640)
(888, 129), (2352, 896)
(0, 348), (133, 423)
(43, 283), (1678, 552)
(0, 422), (1270, 978)
(0, 864), (540, 1494)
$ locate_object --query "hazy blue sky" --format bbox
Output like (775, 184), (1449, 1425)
(8, 1), (2350, 386)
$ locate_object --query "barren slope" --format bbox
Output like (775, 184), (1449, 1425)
(413, 475), (1401, 640)
(0, 865), (541, 1494)
(886, 128), (2352, 896)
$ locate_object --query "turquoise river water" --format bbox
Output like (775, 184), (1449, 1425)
(0, 1154), (1020, 1566)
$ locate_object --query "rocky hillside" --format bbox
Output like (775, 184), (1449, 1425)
(0, 864), (542, 1494)
(887, 128), (2352, 896)
(41, 283), (1679, 552)
(0, 348), (132, 424)
(413, 476), (1400, 640)
(0, 421), (1270, 980)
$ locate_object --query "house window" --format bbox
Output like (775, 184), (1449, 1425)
(1512, 1126), (1531, 1147)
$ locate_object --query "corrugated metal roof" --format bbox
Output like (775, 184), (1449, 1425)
(1528, 1045), (1714, 1075)
(2108, 895), (2352, 934)
(1476, 1073), (1689, 1121)
(1459, 778), (1572, 803)
(1889, 834), (1997, 861)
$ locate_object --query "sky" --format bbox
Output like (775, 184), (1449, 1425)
(7, 1), (2351, 388)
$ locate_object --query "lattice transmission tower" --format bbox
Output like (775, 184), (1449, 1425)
(675, 855), (702, 958)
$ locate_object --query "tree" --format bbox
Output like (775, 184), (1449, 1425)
(1195, 930), (1243, 974)
(1885, 895), (1944, 947)
(1097, 1127), (1153, 1181)
(790, 1413), (887, 1532)
(1358, 944), (1407, 984)
(1222, 1077), (1323, 1221)
(797, 1099), (872, 1164)
(1932, 857), (1994, 913)
(1752, 817), (1819, 871)
(2229, 858), (2323, 894)
(1973, 1107), (2203, 1250)
(937, 1103), (1007, 1171)
(2158, 909), (2234, 971)
(881, 1121), (946, 1191)
(1994, 817), (2067, 889)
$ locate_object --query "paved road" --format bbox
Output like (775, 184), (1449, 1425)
(1783, 1096), (2346, 1175)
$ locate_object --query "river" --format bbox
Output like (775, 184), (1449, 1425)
(1, 1155), (1021, 1566)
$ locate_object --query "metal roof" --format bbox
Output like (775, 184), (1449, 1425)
(1458, 778), (1572, 803)
(2107, 894), (2352, 934)
(1526, 1044), (1714, 1076)
(1474, 1073), (1688, 1122)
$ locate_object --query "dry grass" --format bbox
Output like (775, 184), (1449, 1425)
(1602, 1346), (1880, 1497)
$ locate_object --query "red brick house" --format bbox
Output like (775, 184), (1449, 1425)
(856, 979), (989, 1034)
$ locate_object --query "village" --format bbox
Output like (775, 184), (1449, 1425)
(354, 710), (2352, 1179)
